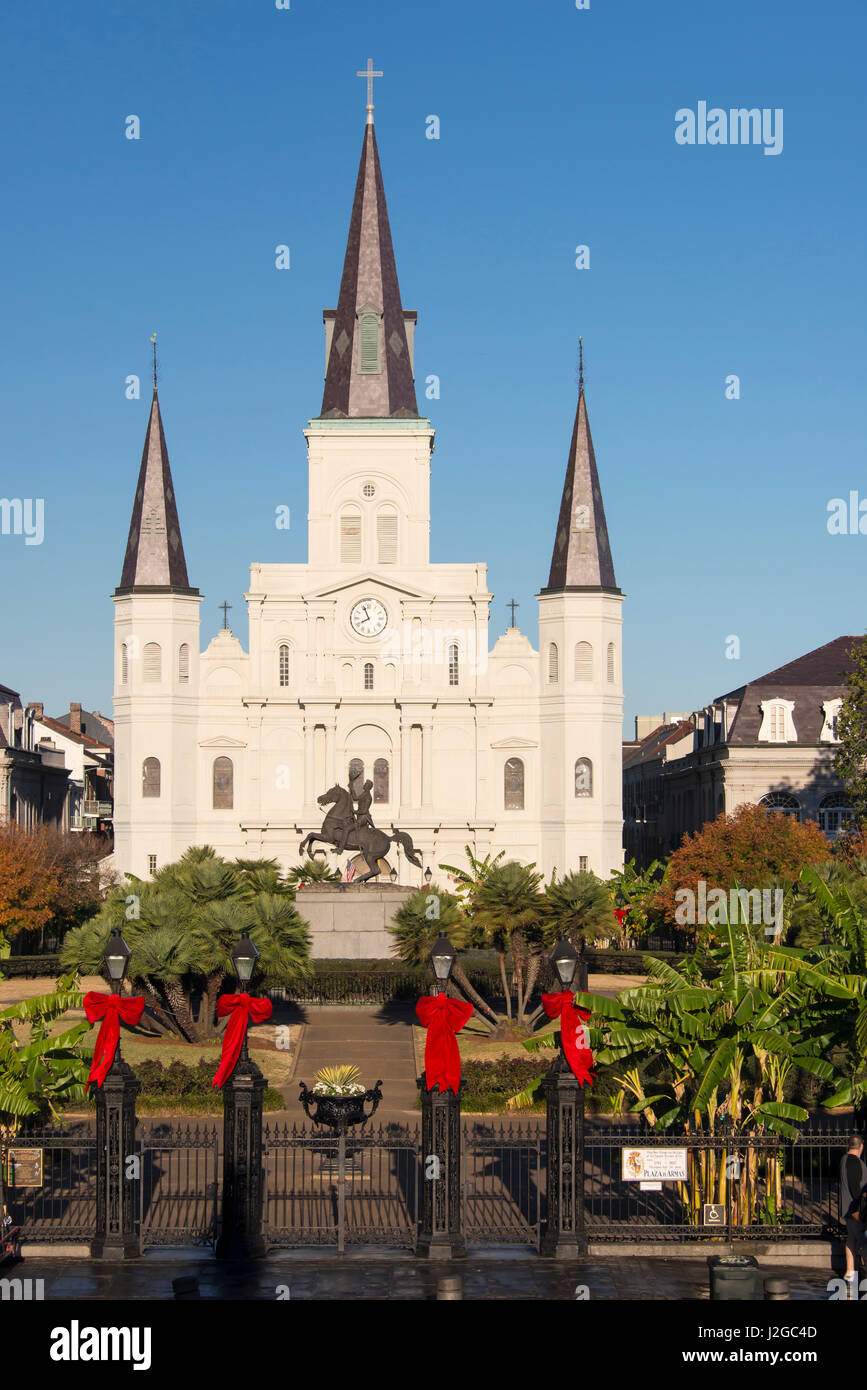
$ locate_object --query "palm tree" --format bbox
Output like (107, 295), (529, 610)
(389, 885), (499, 1029)
(471, 861), (545, 1024)
(288, 858), (342, 885)
(61, 849), (314, 1042)
(438, 846), (505, 905)
(544, 870), (619, 951)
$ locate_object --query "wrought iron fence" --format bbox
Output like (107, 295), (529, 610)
(583, 1124), (844, 1242)
(263, 1121), (420, 1252)
(139, 1124), (218, 1249)
(0, 1119), (854, 1252)
(1, 1127), (98, 1242)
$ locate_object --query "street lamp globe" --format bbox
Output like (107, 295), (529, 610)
(104, 928), (131, 990)
(551, 937), (579, 989)
(232, 934), (260, 985)
(430, 935), (457, 985)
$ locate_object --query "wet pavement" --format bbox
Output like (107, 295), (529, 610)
(6, 1252), (833, 1300)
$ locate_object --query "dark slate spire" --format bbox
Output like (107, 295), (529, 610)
(116, 390), (197, 595)
(319, 119), (418, 419)
(543, 359), (619, 593)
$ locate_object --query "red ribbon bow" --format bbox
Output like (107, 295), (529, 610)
(212, 993), (273, 1089)
(416, 994), (473, 1094)
(83, 991), (145, 1092)
(541, 991), (596, 1086)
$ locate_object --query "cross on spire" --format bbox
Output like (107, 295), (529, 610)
(578, 336), (584, 394)
(219, 599), (232, 629)
(508, 598), (519, 627)
(150, 332), (158, 392)
(356, 58), (383, 124)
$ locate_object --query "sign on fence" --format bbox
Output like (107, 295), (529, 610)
(621, 1148), (688, 1183)
(5, 1149), (43, 1187)
(703, 1203), (726, 1226)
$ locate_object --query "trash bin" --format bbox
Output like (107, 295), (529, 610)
(708, 1255), (759, 1300)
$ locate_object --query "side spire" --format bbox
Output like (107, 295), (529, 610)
(319, 92), (418, 420)
(543, 344), (619, 593)
(116, 371), (197, 595)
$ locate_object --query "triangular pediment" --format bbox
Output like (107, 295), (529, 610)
(490, 736), (538, 749)
(307, 574), (432, 602)
(199, 736), (247, 749)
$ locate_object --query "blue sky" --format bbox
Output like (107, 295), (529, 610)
(1, 0), (864, 732)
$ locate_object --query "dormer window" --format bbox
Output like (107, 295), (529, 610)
(358, 308), (382, 373)
(758, 698), (796, 743)
(821, 698), (843, 743)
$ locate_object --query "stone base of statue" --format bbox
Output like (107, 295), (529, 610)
(294, 882), (416, 958)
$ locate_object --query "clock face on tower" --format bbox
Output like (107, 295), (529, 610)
(349, 598), (388, 637)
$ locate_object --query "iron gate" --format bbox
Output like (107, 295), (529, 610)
(139, 1124), (219, 1249)
(263, 1121), (420, 1252)
(462, 1122), (545, 1249)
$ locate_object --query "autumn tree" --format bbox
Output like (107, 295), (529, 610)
(0, 825), (60, 943)
(834, 633), (867, 825)
(655, 803), (831, 934)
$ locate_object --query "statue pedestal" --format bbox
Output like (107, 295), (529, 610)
(294, 883), (416, 958)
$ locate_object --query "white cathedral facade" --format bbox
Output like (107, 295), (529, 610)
(112, 106), (624, 888)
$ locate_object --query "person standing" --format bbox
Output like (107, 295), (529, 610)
(841, 1135), (867, 1297)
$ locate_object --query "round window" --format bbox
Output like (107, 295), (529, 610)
(362, 482), (376, 498)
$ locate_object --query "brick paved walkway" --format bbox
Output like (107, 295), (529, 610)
(291, 1004), (420, 1120)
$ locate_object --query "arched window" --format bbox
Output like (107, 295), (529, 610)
(178, 644), (190, 683)
(448, 643), (459, 687)
(340, 509), (362, 564)
(575, 758), (593, 797)
(143, 642), (161, 682)
(278, 643), (291, 688)
(120, 643), (129, 685)
(818, 792), (855, 840)
(359, 313), (380, 373)
(364, 662), (374, 691)
(142, 757), (161, 798)
(574, 642), (592, 681)
(607, 642), (616, 683)
(373, 757), (389, 803)
(759, 792), (800, 819)
(377, 511), (398, 564)
(504, 757), (525, 810)
(213, 757), (234, 810)
(548, 643), (559, 684)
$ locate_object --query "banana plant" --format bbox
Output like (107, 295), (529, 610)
(0, 979), (89, 1132)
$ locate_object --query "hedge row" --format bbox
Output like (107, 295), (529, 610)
(116, 1058), (284, 1113)
(2, 951), (685, 993)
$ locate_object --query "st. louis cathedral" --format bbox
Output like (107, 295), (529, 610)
(112, 91), (624, 888)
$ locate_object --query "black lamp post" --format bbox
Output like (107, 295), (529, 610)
(424, 865), (433, 886)
(91, 928), (140, 1259)
(429, 934), (457, 996)
(541, 934), (589, 1259)
(216, 934), (267, 1259)
(389, 866), (398, 885)
(417, 934), (465, 1258)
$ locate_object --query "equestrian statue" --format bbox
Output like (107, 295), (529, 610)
(298, 777), (422, 884)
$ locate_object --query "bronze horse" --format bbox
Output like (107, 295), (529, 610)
(298, 784), (422, 884)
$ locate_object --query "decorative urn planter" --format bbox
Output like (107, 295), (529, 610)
(298, 1079), (383, 1132)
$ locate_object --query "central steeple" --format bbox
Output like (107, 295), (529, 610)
(319, 103), (418, 420)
